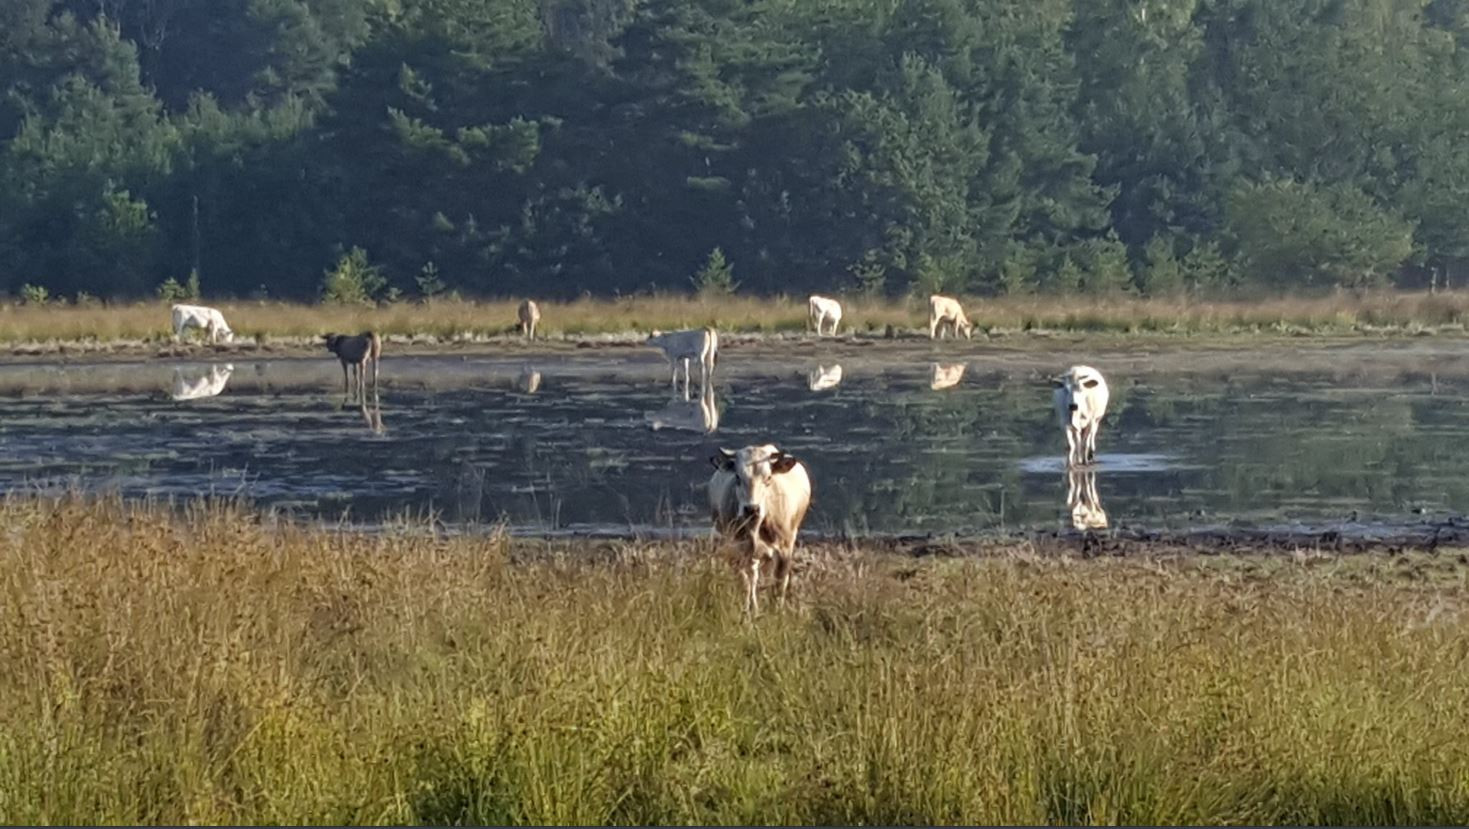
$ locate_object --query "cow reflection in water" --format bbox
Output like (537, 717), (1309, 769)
(515, 366), (542, 394)
(929, 362), (966, 390)
(360, 393), (385, 435)
(1065, 468), (1108, 531)
(169, 363), (234, 401)
(645, 383), (719, 433)
(807, 363), (843, 391)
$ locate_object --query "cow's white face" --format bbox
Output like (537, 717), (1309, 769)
(1055, 368), (1106, 430)
(712, 444), (799, 525)
(220, 328), (235, 343)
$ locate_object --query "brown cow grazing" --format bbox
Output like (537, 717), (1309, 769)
(708, 444), (813, 615)
(323, 331), (381, 401)
(518, 300), (541, 340)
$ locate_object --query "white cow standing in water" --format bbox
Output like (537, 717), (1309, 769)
(171, 304), (235, 345)
(169, 363), (235, 401)
(808, 295), (843, 337)
(646, 327), (718, 398)
(708, 444), (813, 615)
(1053, 364), (1111, 467)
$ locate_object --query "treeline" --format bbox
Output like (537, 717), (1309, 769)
(2, 0), (1468, 301)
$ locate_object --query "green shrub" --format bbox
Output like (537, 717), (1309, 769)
(19, 284), (49, 305)
(691, 247), (738, 297)
(321, 247), (388, 305)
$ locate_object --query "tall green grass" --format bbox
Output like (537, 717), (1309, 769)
(5, 290), (1469, 348)
(1, 496), (1468, 824)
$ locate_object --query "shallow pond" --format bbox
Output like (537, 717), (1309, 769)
(1, 340), (1467, 537)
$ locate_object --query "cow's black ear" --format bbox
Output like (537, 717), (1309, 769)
(771, 453), (800, 474)
(710, 449), (735, 470)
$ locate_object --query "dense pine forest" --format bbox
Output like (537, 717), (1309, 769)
(2, 0), (1467, 301)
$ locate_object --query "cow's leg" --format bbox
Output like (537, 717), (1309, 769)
(929, 317), (939, 339)
(341, 361), (350, 396)
(1087, 421), (1101, 464)
(1065, 427), (1079, 468)
(774, 552), (792, 607)
(744, 555), (761, 616)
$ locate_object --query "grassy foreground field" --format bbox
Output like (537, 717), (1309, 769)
(2, 497), (1469, 824)
(6, 290), (1469, 351)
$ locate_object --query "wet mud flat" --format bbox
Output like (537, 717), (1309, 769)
(2, 338), (1469, 549)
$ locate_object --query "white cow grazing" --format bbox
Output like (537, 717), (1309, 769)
(171, 304), (235, 344)
(928, 294), (973, 340)
(708, 444), (812, 615)
(169, 363), (234, 401)
(517, 300), (541, 339)
(808, 295), (843, 336)
(807, 363), (843, 391)
(646, 327), (718, 398)
(930, 362), (967, 390)
(1066, 468), (1108, 530)
(1053, 364), (1111, 467)
(645, 384), (719, 433)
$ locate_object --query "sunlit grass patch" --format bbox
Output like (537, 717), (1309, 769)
(4, 290), (1469, 348)
(1, 496), (1468, 823)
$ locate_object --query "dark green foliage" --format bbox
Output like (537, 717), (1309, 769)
(691, 246), (737, 295)
(321, 246), (387, 305)
(1, 0), (1466, 299)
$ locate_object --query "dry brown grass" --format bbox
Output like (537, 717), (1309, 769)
(4, 290), (1469, 347)
(2, 495), (1469, 824)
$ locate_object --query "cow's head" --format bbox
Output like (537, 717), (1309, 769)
(1053, 367), (1106, 429)
(958, 318), (974, 340)
(710, 444), (800, 526)
(322, 333), (341, 353)
(218, 327), (235, 343)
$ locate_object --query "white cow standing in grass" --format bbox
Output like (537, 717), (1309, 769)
(708, 444), (813, 615)
(928, 295), (974, 340)
(808, 295), (843, 337)
(1053, 364), (1111, 467)
(517, 300), (541, 340)
(171, 304), (235, 344)
(646, 327), (718, 399)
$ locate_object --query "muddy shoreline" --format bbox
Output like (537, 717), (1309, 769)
(1, 326), (1461, 365)
(468, 518), (1469, 558)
